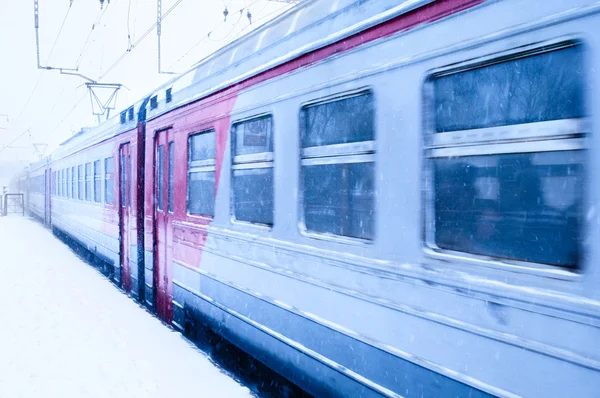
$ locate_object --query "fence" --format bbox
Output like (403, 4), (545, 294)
(1, 193), (25, 216)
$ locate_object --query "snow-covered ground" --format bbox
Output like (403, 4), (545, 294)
(0, 216), (251, 398)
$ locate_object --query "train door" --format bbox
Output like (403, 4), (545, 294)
(45, 169), (51, 226)
(119, 143), (132, 292)
(154, 129), (174, 322)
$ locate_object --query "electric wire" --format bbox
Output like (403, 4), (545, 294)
(15, 3), (74, 124)
(75, 4), (110, 69)
(97, 0), (185, 81)
(169, 0), (273, 70)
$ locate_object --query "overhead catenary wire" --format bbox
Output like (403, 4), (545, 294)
(127, 0), (133, 50)
(48, 94), (88, 139)
(97, 0), (185, 81)
(169, 0), (282, 70)
(45, 3), (74, 66)
(0, 130), (32, 157)
(6, 0), (292, 160)
(229, 1), (287, 42)
(75, 3), (111, 69)
(4, 1), (74, 158)
(15, 3), (74, 124)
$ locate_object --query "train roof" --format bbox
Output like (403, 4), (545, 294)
(53, 0), (434, 160)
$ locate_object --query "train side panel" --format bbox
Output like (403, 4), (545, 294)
(163, 0), (600, 397)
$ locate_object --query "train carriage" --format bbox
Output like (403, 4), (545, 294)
(16, 0), (600, 396)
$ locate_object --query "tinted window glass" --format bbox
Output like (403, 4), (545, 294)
(233, 116), (273, 156)
(168, 143), (174, 212)
(78, 165), (84, 200)
(66, 168), (71, 198)
(233, 168), (273, 225)
(189, 130), (215, 161)
(120, 155), (126, 206)
(157, 146), (164, 211)
(303, 162), (374, 240)
(127, 155), (131, 206)
(434, 45), (584, 132)
(105, 157), (114, 205)
(301, 93), (374, 147)
(85, 163), (92, 201)
(94, 160), (101, 202)
(188, 172), (215, 216)
(71, 167), (76, 199)
(433, 151), (584, 267)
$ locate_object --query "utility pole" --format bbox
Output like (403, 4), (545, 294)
(33, 0), (122, 123)
(157, 0), (177, 74)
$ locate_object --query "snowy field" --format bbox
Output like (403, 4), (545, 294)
(0, 216), (251, 398)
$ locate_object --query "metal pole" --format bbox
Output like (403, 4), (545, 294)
(157, 0), (162, 73)
(34, 0), (42, 69)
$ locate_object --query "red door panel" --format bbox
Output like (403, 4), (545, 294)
(155, 130), (174, 322)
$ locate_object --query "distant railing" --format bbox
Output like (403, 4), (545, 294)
(2, 193), (25, 216)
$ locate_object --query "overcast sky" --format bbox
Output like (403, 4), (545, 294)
(0, 0), (293, 180)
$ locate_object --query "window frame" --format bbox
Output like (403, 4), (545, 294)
(157, 145), (165, 212)
(186, 128), (217, 218)
(230, 113), (274, 228)
(85, 162), (93, 202)
(298, 88), (376, 244)
(66, 167), (71, 199)
(71, 166), (76, 199)
(168, 142), (174, 213)
(93, 160), (102, 203)
(104, 157), (115, 205)
(422, 39), (587, 276)
(78, 165), (84, 200)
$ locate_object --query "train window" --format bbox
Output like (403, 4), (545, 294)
(71, 167), (76, 199)
(78, 165), (84, 200)
(157, 145), (164, 211)
(189, 130), (215, 161)
(85, 163), (92, 201)
(67, 168), (71, 199)
(301, 93), (374, 147)
(120, 154), (126, 206)
(127, 106), (134, 122)
(231, 115), (274, 226)
(300, 91), (375, 240)
(127, 155), (132, 207)
(94, 160), (101, 203)
(105, 157), (114, 205)
(434, 45), (584, 132)
(426, 42), (586, 268)
(52, 172), (55, 196)
(188, 130), (215, 216)
(168, 143), (174, 213)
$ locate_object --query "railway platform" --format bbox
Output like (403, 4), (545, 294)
(0, 216), (251, 398)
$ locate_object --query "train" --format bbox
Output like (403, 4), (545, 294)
(10, 0), (600, 396)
